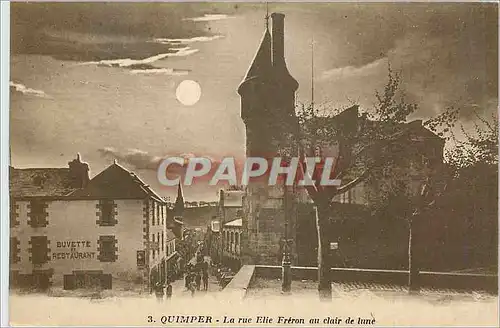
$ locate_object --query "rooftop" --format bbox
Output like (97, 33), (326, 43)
(9, 167), (75, 198)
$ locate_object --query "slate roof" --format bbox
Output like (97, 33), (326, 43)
(69, 162), (164, 202)
(9, 167), (76, 198)
(238, 28), (272, 91)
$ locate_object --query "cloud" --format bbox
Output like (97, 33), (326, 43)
(97, 147), (237, 185)
(98, 147), (163, 170)
(129, 68), (190, 76)
(153, 35), (224, 44)
(183, 14), (231, 22)
(316, 4), (497, 122)
(320, 58), (388, 81)
(9, 82), (52, 99)
(11, 3), (222, 63)
(79, 47), (199, 68)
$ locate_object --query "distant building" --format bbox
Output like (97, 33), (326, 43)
(9, 155), (174, 291)
(167, 184), (185, 241)
(206, 189), (245, 269)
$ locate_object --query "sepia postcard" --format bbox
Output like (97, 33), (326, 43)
(2, 1), (499, 327)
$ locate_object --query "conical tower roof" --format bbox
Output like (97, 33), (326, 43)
(173, 182), (184, 217)
(238, 28), (272, 94)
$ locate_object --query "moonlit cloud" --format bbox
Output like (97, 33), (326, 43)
(320, 58), (388, 81)
(9, 82), (52, 99)
(153, 35), (224, 44)
(98, 148), (220, 172)
(129, 68), (190, 76)
(183, 14), (231, 22)
(98, 147), (163, 170)
(79, 47), (199, 68)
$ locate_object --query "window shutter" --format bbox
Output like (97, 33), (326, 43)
(10, 237), (20, 264)
(28, 200), (48, 228)
(97, 236), (117, 262)
(29, 236), (50, 264)
(10, 201), (19, 227)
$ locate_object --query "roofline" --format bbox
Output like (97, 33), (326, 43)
(238, 28), (271, 92)
(10, 195), (163, 202)
(9, 167), (70, 171)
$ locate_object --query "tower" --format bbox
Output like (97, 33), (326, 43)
(238, 12), (299, 265)
(172, 183), (184, 218)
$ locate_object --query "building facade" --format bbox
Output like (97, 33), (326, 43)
(9, 155), (174, 290)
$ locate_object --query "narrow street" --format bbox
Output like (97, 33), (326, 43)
(158, 255), (221, 300)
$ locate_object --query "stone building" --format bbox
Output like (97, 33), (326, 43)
(9, 155), (173, 290)
(238, 12), (300, 265)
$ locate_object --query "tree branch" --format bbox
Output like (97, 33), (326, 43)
(334, 168), (370, 196)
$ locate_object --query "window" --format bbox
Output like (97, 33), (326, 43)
(10, 237), (20, 264)
(161, 205), (164, 226)
(136, 250), (146, 267)
(151, 234), (155, 259)
(152, 202), (156, 226)
(10, 201), (19, 227)
(28, 200), (48, 228)
(161, 232), (164, 251)
(157, 232), (160, 251)
(29, 236), (50, 264)
(97, 236), (117, 262)
(96, 200), (117, 226)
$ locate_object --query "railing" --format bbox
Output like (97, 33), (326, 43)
(254, 265), (498, 293)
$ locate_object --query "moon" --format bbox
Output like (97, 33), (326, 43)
(175, 80), (201, 106)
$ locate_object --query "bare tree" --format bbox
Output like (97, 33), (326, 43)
(289, 68), (419, 300)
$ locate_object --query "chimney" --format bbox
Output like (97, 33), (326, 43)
(68, 153), (90, 189)
(271, 12), (285, 68)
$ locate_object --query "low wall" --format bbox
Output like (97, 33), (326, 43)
(419, 271), (498, 292)
(254, 265), (498, 293)
(220, 265), (255, 299)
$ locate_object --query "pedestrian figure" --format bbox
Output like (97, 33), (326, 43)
(202, 270), (209, 291)
(185, 272), (191, 289)
(195, 273), (201, 291)
(154, 282), (164, 302)
(189, 280), (197, 297)
(166, 281), (173, 299)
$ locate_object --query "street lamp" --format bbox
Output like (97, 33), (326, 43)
(408, 176), (434, 293)
(281, 163), (292, 294)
